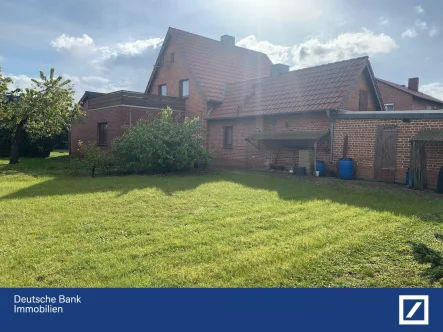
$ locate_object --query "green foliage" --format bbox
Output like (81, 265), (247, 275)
(71, 141), (113, 177)
(0, 67), (12, 112)
(112, 108), (211, 173)
(0, 126), (54, 158)
(0, 68), (84, 163)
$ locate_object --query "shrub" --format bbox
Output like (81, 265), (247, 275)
(71, 141), (113, 177)
(112, 108), (211, 173)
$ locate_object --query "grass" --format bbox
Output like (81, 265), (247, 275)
(0, 151), (442, 287)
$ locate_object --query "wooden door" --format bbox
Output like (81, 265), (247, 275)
(374, 125), (398, 182)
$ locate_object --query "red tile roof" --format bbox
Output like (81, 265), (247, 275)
(148, 27), (272, 101)
(209, 56), (372, 118)
(376, 78), (443, 105)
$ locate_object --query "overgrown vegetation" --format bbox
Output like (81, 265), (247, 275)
(71, 109), (211, 177)
(1, 152), (443, 287)
(112, 109), (210, 173)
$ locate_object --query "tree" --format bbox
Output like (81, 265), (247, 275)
(0, 67), (12, 110)
(0, 68), (83, 164)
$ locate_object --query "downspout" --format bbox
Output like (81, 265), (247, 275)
(326, 110), (334, 163)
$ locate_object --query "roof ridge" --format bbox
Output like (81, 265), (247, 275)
(224, 56), (369, 87)
(168, 26), (270, 59)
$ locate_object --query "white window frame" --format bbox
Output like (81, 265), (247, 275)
(384, 103), (394, 111)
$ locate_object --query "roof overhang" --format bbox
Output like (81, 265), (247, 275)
(411, 129), (443, 142)
(333, 110), (443, 119)
(247, 130), (329, 141)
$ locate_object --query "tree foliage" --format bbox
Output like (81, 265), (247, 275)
(0, 68), (84, 163)
(1, 68), (83, 137)
(112, 108), (210, 173)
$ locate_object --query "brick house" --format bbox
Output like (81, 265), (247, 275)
(377, 77), (443, 111)
(70, 27), (443, 188)
(70, 90), (185, 154)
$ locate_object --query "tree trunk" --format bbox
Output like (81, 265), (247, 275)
(9, 122), (24, 164)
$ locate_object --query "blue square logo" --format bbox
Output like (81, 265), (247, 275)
(399, 295), (429, 325)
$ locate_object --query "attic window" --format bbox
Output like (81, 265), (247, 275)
(384, 103), (394, 111)
(158, 84), (167, 96)
(180, 79), (189, 98)
(359, 90), (368, 112)
(170, 52), (175, 63)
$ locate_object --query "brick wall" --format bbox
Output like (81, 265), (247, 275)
(148, 41), (208, 128)
(333, 118), (443, 187)
(378, 80), (443, 110)
(377, 81), (413, 110)
(208, 112), (331, 170)
(342, 69), (380, 111)
(70, 106), (163, 155)
(412, 97), (443, 110)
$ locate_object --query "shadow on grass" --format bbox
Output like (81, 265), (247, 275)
(409, 242), (443, 284)
(1, 159), (443, 222)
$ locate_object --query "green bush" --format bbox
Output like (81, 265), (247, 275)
(112, 108), (210, 173)
(70, 141), (113, 177)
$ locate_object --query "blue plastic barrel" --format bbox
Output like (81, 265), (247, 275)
(338, 158), (353, 180)
(316, 160), (325, 176)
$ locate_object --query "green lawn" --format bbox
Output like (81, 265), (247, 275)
(0, 151), (442, 287)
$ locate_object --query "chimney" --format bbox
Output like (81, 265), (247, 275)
(220, 35), (235, 47)
(270, 64), (290, 77)
(408, 77), (419, 92)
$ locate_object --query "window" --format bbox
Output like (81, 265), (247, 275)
(384, 103), (394, 111)
(97, 122), (108, 146)
(170, 52), (175, 63)
(180, 79), (189, 98)
(426, 106), (432, 110)
(158, 84), (167, 96)
(223, 126), (233, 149)
(359, 90), (368, 112)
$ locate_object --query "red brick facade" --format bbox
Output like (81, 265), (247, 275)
(342, 70), (379, 111)
(333, 118), (443, 187)
(146, 41), (208, 125)
(208, 113), (331, 170)
(70, 105), (163, 154)
(208, 68), (380, 170)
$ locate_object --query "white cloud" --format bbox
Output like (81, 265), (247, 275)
(5, 72), (126, 101)
(429, 25), (439, 37)
(379, 17), (390, 26)
(50, 33), (163, 71)
(291, 29), (398, 69)
(415, 20), (428, 30)
(7, 74), (35, 91)
(402, 28), (418, 38)
(81, 76), (111, 83)
(238, 30), (397, 70)
(50, 33), (95, 51)
(421, 83), (443, 101)
(236, 35), (291, 64)
(414, 5), (425, 14)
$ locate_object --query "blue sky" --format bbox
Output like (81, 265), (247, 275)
(1, 0), (443, 100)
